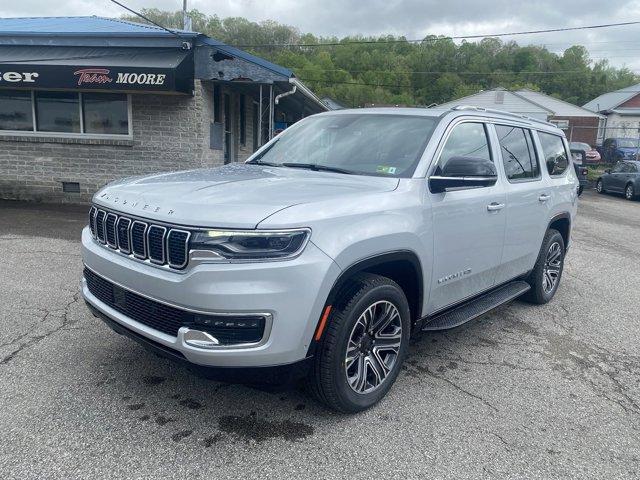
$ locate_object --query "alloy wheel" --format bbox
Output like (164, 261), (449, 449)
(345, 300), (403, 394)
(542, 241), (563, 294)
(596, 180), (603, 193)
(626, 185), (634, 200)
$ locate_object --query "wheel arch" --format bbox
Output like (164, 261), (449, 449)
(307, 250), (424, 357)
(326, 251), (424, 323)
(548, 212), (571, 248)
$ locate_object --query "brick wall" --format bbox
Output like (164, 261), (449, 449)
(0, 81), (224, 203)
(552, 115), (601, 146)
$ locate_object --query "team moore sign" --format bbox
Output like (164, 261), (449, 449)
(0, 64), (192, 94)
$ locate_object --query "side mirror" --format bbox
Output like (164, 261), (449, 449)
(429, 156), (498, 193)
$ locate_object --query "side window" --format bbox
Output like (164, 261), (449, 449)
(630, 163), (639, 173)
(538, 131), (569, 176)
(495, 125), (539, 181)
(612, 162), (625, 173)
(436, 122), (491, 174)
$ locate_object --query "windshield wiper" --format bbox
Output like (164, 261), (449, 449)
(281, 163), (354, 174)
(249, 160), (282, 167)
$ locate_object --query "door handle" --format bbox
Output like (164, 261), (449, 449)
(487, 202), (505, 211)
(538, 194), (551, 202)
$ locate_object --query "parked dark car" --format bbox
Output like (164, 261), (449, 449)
(570, 141), (601, 164)
(600, 138), (640, 163)
(596, 160), (640, 200)
(570, 148), (588, 196)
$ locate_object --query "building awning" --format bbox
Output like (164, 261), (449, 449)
(0, 46), (194, 94)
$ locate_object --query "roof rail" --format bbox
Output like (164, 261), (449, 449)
(450, 105), (556, 127)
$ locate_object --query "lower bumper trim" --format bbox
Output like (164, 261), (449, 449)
(87, 302), (313, 385)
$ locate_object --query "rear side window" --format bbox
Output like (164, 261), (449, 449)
(437, 122), (492, 174)
(495, 125), (540, 181)
(538, 132), (569, 176)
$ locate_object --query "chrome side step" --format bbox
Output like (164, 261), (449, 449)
(421, 280), (530, 331)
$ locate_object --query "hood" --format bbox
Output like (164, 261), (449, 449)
(93, 163), (400, 229)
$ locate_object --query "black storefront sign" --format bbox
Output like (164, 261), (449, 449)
(0, 64), (193, 94)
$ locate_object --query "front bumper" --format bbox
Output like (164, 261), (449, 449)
(81, 227), (341, 368)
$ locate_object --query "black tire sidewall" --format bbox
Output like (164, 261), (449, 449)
(597, 179), (603, 193)
(533, 230), (565, 303)
(329, 282), (410, 412)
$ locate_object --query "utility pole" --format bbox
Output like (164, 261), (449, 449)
(182, 0), (192, 31)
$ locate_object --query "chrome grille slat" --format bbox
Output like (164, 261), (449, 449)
(167, 230), (190, 269)
(88, 206), (97, 238)
(95, 210), (106, 243)
(88, 206), (191, 270)
(147, 225), (167, 264)
(131, 221), (148, 259)
(105, 213), (118, 248)
(116, 217), (131, 253)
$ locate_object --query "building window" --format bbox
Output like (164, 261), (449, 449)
(240, 94), (246, 145)
(0, 89), (130, 137)
(0, 90), (33, 131)
(35, 91), (81, 133)
(82, 93), (129, 135)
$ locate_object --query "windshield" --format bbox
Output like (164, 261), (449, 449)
(617, 139), (638, 148)
(248, 113), (438, 177)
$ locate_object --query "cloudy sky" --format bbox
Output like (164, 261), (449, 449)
(2, 0), (640, 69)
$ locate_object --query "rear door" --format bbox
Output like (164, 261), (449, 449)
(428, 120), (507, 313)
(492, 124), (550, 284)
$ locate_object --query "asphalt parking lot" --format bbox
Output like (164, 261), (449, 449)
(1, 190), (639, 479)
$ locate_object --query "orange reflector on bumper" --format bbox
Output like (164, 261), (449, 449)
(314, 305), (333, 341)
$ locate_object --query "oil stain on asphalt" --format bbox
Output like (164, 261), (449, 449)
(218, 411), (314, 442)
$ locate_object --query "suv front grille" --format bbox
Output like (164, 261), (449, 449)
(89, 206), (190, 270)
(84, 268), (266, 345)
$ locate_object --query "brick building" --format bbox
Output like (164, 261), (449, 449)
(0, 17), (327, 203)
(437, 88), (604, 146)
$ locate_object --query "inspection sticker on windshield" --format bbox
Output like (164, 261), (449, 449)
(376, 166), (397, 174)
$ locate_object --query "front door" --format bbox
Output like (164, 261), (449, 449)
(428, 121), (507, 314)
(607, 161), (627, 192)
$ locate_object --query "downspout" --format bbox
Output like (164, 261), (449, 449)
(275, 84), (297, 105)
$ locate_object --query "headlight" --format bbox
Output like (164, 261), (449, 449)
(189, 229), (310, 261)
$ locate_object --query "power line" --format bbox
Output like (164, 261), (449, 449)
(233, 20), (640, 48)
(297, 68), (640, 76)
(108, 0), (182, 38)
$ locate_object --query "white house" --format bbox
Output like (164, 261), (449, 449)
(583, 83), (640, 141)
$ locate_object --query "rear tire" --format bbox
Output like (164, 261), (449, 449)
(308, 273), (410, 413)
(523, 229), (565, 305)
(596, 179), (605, 194)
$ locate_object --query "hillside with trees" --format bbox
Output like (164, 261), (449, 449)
(123, 9), (639, 108)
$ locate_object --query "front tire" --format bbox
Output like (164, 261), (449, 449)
(625, 183), (636, 201)
(596, 179), (605, 194)
(523, 229), (565, 305)
(308, 273), (410, 413)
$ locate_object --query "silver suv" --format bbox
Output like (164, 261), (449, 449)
(81, 106), (578, 412)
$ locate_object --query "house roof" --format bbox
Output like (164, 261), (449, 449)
(437, 87), (603, 119)
(0, 16), (197, 37)
(583, 83), (640, 113)
(198, 37), (293, 78)
(437, 88), (552, 119)
(515, 89), (604, 118)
